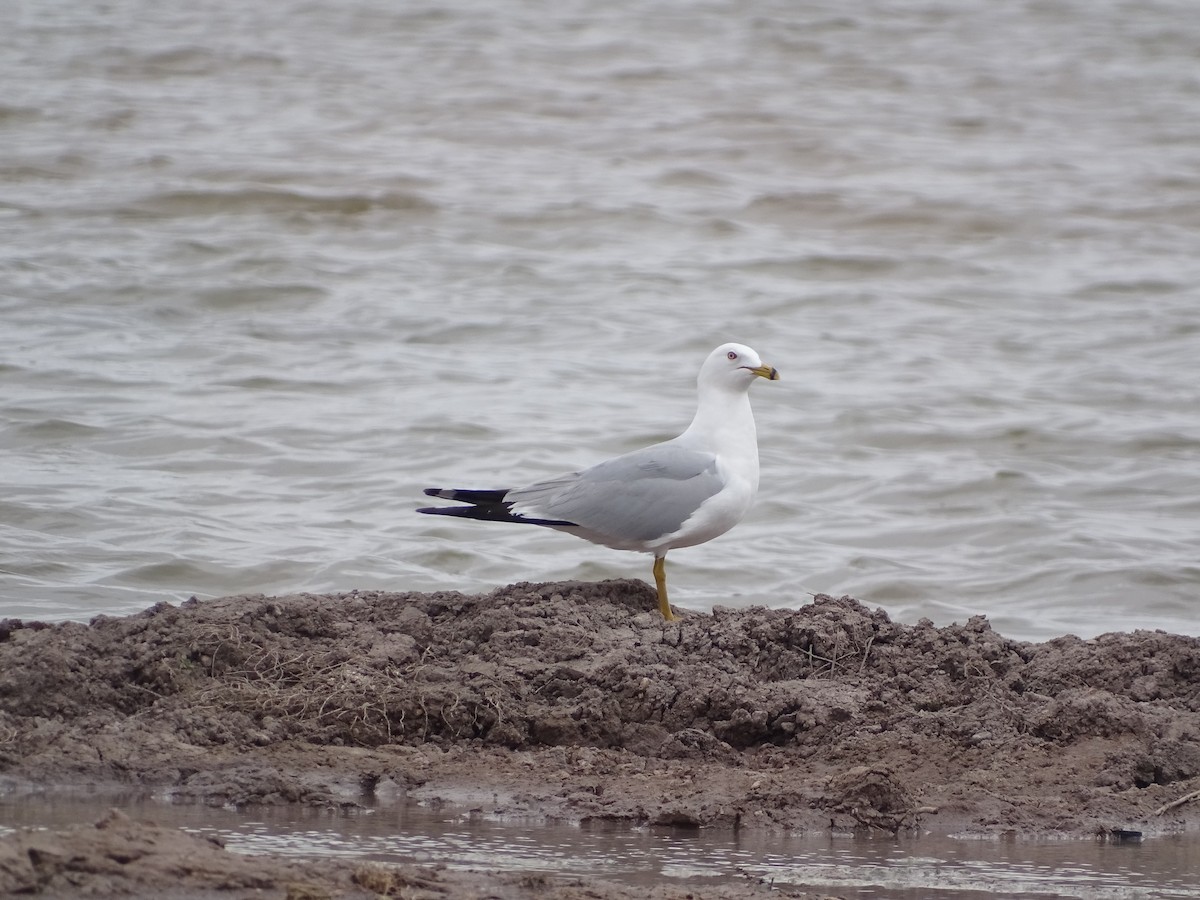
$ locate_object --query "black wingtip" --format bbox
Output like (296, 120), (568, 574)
(416, 501), (578, 528)
(422, 487), (513, 505)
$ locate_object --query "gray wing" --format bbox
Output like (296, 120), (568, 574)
(506, 443), (724, 544)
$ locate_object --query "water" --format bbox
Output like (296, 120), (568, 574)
(2, 0), (1199, 640)
(2, 793), (1198, 900)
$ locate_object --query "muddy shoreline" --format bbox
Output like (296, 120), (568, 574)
(2, 582), (1198, 896)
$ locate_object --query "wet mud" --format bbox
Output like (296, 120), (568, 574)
(2, 581), (1198, 897)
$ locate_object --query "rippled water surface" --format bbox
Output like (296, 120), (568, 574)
(2, 795), (1199, 900)
(2, 0), (1198, 640)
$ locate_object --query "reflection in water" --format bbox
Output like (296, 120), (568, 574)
(1, 794), (1197, 899)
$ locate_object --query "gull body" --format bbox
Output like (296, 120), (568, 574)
(418, 342), (779, 620)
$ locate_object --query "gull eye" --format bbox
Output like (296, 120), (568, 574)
(727, 351), (738, 360)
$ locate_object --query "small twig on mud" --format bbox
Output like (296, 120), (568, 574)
(126, 682), (168, 700)
(829, 635), (842, 676)
(804, 638), (866, 680)
(857, 635), (875, 674)
(376, 702), (393, 742)
(1154, 788), (1200, 817)
(417, 693), (431, 739)
(805, 648), (833, 678)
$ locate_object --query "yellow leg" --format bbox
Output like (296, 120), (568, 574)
(653, 555), (676, 621)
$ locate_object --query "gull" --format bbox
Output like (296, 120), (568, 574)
(418, 342), (779, 620)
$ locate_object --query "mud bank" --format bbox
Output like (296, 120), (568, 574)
(2, 582), (1198, 894)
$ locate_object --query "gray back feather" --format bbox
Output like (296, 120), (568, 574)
(506, 444), (723, 543)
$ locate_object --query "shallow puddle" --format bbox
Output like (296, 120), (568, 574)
(2, 791), (1197, 899)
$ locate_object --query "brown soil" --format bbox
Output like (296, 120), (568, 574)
(2, 581), (1199, 898)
